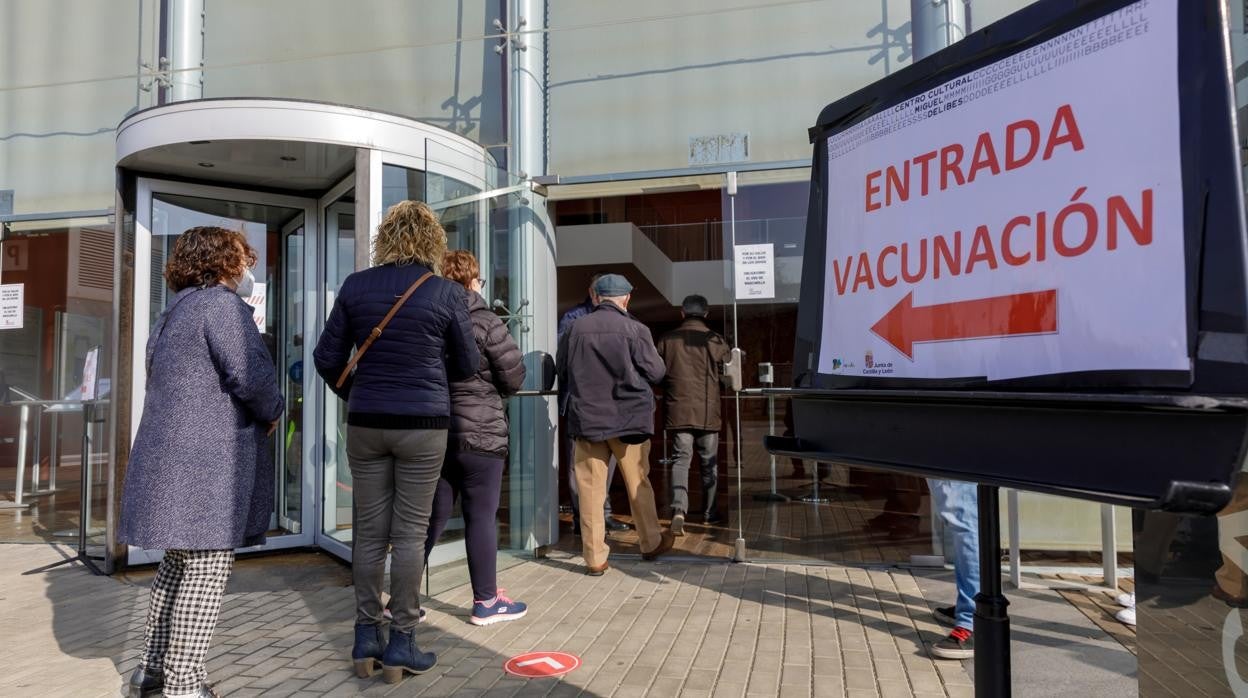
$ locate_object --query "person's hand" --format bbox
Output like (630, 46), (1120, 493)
(267, 420), (280, 437)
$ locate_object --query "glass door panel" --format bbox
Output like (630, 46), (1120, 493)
(360, 151), (541, 572)
(0, 219), (115, 548)
(720, 173), (935, 563)
(129, 181), (316, 563)
(279, 218), (305, 533)
(374, 160), (489, 564)
(321, 191), (356, 548)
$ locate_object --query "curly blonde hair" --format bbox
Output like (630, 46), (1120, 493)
(373, 200), (447, 268)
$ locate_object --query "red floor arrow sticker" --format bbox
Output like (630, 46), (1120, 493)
(504, 651), (581, 678)
(870, 289), (1058, 360)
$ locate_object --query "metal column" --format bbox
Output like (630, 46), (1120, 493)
(975, 484), (1011, 697)
(506, 0), (559, 552)
(910, 0), (967, 60)
(166, 0), (205, 102)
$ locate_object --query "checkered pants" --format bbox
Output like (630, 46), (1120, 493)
(138, 549), (235, 695)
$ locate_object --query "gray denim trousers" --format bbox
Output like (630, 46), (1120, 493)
(347, 426), (447, 631)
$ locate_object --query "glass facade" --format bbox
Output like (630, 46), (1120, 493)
(322, 188), (356, 546)
(0, 218), (115, 549)
(0, 0), (1211, 580)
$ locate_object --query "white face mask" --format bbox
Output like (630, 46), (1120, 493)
(234, 268), (255, 298)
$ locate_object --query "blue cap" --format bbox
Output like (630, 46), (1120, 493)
(593, 273), (633, 297)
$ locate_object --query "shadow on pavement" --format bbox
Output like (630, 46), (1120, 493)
(37, 547), (607, 696)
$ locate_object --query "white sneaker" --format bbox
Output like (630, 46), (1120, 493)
(1115, 592), (1135, 609)
(1115, 607), (1136, 626)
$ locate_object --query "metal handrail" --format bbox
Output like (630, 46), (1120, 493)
(2, 398), (111, 511)
(512, 390), (558, 397)
(5, 398), (111, 408)
(6, 386), (39, 402)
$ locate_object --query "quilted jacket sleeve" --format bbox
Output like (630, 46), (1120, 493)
(482, 312), (526, 396)
(444, 284), (481, 383)
(313, 281), (355, 400)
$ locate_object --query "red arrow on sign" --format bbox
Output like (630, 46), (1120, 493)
(870, 289), (1057, 360)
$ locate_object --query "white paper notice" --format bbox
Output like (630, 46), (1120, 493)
(0, 283), (24, 330)
(244, 282), (267, 332)
(735, 243), (776, 300)
(819, 0), (1186, 380)
(81, 347), (99, 401)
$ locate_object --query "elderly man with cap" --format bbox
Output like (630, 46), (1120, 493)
(656, 294), (732, 535)
(557, 271), (630, 536)
(556, 273), (675, 574)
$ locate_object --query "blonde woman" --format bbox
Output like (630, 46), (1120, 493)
(314, 200), (479, 683)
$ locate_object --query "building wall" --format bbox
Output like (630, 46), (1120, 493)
(200, 0), (506, 151)
(0, 1), (1045, 215)
(0, 0), (158, 214)
(546, 0), (1037, 178)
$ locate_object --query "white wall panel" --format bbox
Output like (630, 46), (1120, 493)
(0, 0), (157, 214)
(547, 0), (1042, 179)
(548, 0), (915, 177)
(200, 0), (505, 149)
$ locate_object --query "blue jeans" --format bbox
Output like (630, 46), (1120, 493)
(928, 479), (980, 630)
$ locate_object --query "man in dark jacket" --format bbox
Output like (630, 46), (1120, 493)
(557, 274), (675, 574)
(557, 272), (628, 534)
(656, 294), (732, 534)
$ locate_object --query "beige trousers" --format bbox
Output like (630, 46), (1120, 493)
(575, 438), (663, 568)
(1216, 474), (1248, 600)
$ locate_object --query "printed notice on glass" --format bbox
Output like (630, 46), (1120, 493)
(735, 244), (776, 300)
(0, 284), (24, 330)
(819, 0), (1187, 380)
(244, 282), (267, 331)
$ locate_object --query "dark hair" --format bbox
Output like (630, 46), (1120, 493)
(681, 294), (710, 317)
(164, 226), (257, 292)
(589, 270), (611, 287)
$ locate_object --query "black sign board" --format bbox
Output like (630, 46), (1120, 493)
(768, 0), (1248, 515)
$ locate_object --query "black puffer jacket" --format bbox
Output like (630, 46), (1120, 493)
(449, 293), (526, 455)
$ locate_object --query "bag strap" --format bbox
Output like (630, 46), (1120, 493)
(335, 271), (434, 389)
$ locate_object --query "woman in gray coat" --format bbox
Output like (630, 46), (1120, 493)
(120, 226), (284, 698)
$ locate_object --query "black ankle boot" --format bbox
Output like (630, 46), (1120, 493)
(127, 667), (163, 698)
(381, 628), (437, 683)
(352, 623), (386, 678)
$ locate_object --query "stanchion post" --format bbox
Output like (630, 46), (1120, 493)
(75, 402), (103, 575)
(974, 484), (1010, 697)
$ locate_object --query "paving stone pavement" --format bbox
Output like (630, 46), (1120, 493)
(0, 544), (1132, 697)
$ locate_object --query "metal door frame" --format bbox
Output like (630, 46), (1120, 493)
(128, 177), (319, 565)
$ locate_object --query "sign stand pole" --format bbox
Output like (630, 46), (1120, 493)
(974, 484), (1010, 697)
(727, 171), (747, 563)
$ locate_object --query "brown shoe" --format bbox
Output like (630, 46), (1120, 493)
(586, 562), (609, 576)
(1213, 584), (1248, 608)
(642, 530), (676, 561)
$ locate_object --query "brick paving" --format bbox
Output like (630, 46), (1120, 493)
(0, 544), (1134, 697)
